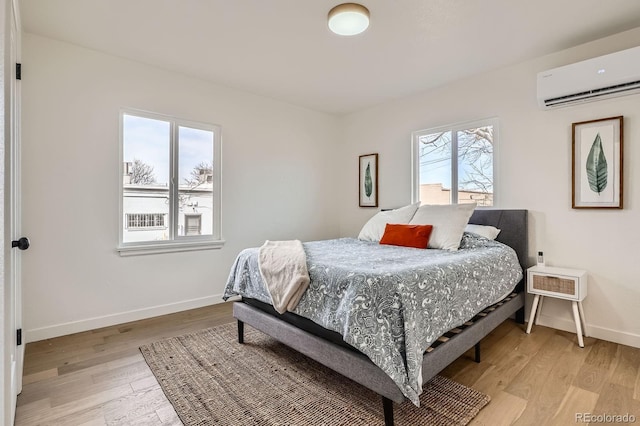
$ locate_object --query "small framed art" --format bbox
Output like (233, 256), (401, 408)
(572, 116), (623, 209)
(359, 153), (378, 207)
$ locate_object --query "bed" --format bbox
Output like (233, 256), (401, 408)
(224, 209), (528, 425)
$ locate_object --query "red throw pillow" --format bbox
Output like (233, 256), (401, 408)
(379, 224), (433, 249)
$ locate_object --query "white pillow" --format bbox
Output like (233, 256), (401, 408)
(358, 202), (420, 241)
(409, 203), (476, 250)
(465, 224), (501, 240)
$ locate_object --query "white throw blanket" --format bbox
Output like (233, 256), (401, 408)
(258, 240), (310, 314)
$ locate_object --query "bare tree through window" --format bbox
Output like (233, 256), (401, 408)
(129, 158), (157, 185)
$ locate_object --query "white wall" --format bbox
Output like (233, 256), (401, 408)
(339, 28), (640, 348)
(21, 34), (341, 341)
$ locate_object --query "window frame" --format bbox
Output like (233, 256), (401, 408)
(117, 108), (224, 256)
(411, 117), (499, 206)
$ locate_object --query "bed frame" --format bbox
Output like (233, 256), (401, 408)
(233, 209), (528, 425)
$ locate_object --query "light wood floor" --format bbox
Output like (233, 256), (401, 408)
(15, 302), (640, 425)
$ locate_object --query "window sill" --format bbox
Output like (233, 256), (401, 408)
(117, 239), (225, 257)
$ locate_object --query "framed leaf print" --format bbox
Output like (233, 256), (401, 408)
(572, 116), (623, 209)
(359, 153), (378, 207)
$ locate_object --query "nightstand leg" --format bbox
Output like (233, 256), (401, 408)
(577, 301), (587, 337)
(534, 296), (544, 325)
(572, 301), (584, 348)
(526, 294), (540, 334)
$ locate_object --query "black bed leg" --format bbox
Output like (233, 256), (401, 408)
(515, 306), (525, 324)
(237, 320), (244, 344)
(474, 342), (481, 363)
(382, 397), (394, 426)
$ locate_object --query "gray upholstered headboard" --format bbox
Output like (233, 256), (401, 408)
(468, 209), (529, 292)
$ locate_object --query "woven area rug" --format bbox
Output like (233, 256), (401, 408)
(140, 322), (490, 425)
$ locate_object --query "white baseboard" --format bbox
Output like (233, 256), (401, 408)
(25, 294), (234, 343)
(29, 299), (640, 348)
(535, 314), (640, 348)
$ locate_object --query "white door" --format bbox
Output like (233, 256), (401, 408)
(7, 0), (24, 422)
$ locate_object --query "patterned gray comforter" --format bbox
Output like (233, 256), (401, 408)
(223, 233), (522, 405)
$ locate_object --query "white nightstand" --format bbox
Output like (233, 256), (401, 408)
(526, 265), (588, 347)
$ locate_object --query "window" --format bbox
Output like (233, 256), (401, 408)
(119, 110), (223, 255)
(126, 213), (166, 230)
(184, 214), (202, 236)
(412, 118), (497, 206)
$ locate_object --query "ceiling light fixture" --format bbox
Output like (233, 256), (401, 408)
(328, 3), (370, 36)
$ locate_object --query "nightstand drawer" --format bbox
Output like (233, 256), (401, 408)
(527, 266), (587, 301)
(531, 274), (576, 297)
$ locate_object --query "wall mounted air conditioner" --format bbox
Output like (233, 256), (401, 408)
(537, 45), (640, 109)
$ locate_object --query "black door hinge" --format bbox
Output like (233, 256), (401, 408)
(17, 328), (22, 346)
(16, 63), (21, 80)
